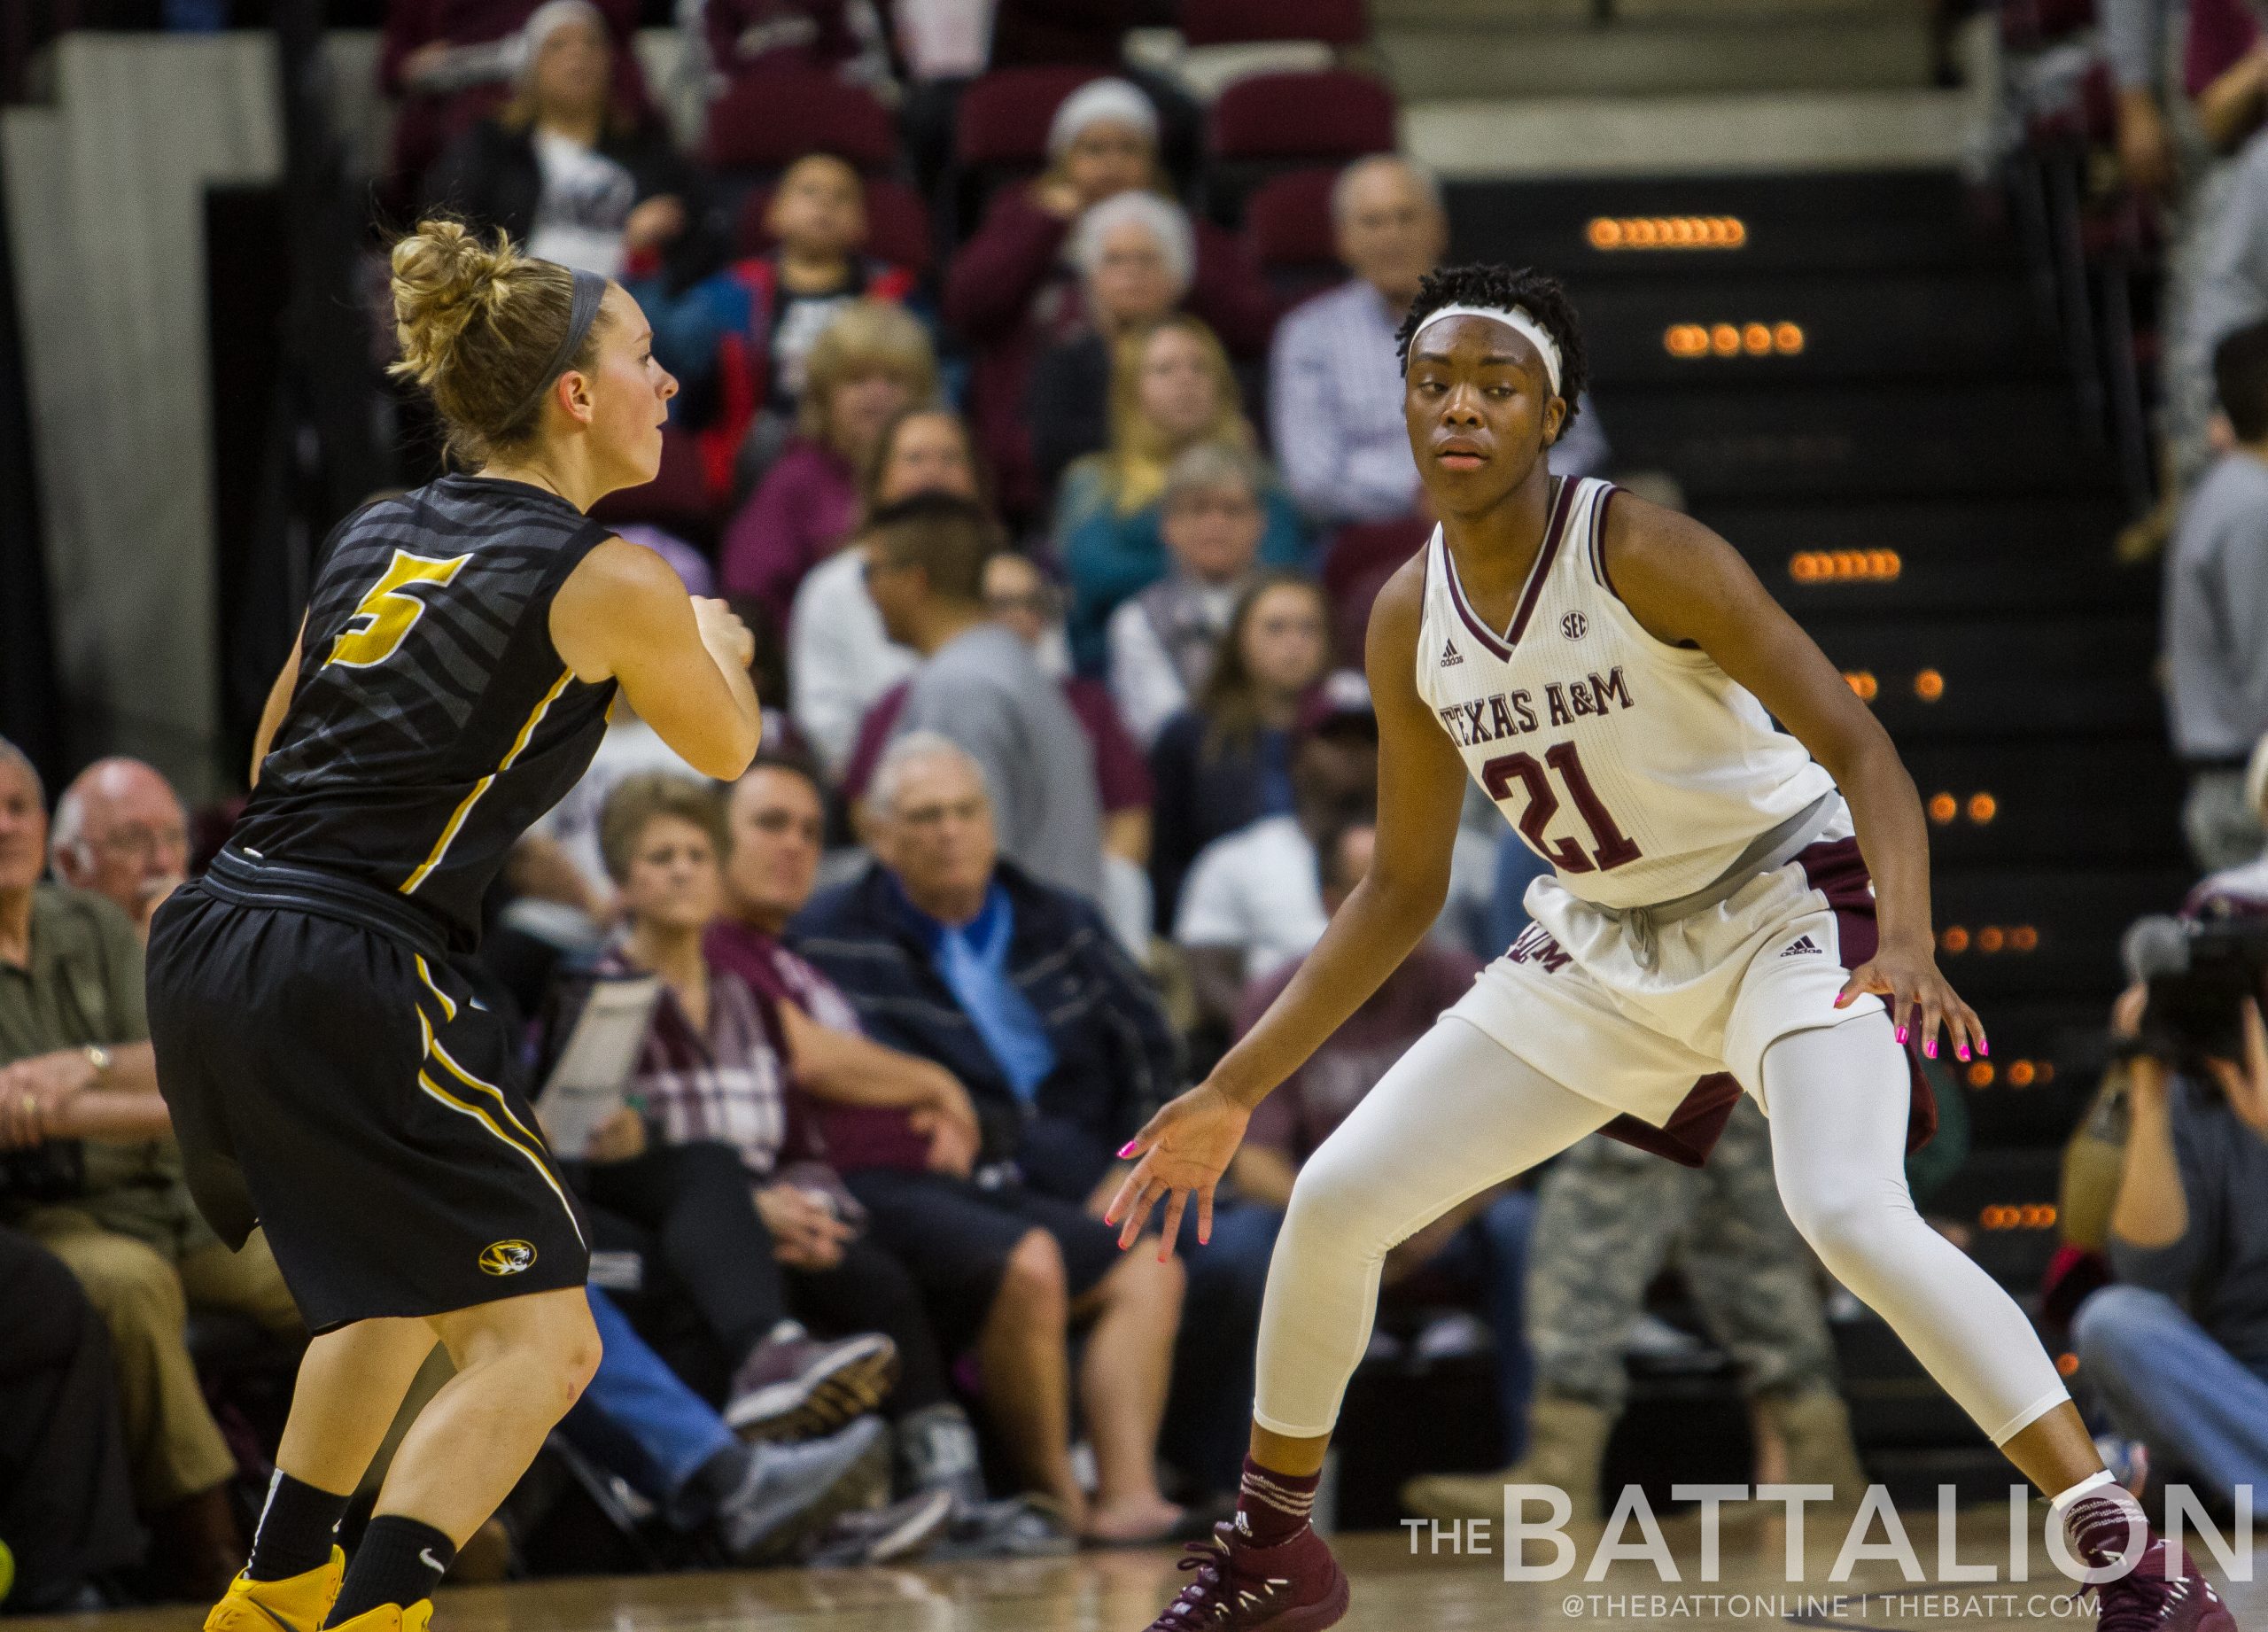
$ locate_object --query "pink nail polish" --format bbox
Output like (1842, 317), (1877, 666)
(1118, 1141), (1138, 1158)
(1924, 1039), (1937, 1059)
(1978, 1037), (1991, 1057)
(1895, 1026), (1907, 1045)
(1956, 1045), (1970, 1062)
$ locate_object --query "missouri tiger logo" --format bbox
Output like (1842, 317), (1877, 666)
(478, 1239), (538, 1276)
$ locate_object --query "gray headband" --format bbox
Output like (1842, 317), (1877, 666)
(507, 267), (609, 429)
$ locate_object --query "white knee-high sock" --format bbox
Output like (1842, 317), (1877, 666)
(1761, 1015), (2070, 1445)
(1251, 1017), (1614, 1438)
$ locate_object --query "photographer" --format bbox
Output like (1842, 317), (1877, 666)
(2073, 915), (2268, 1512)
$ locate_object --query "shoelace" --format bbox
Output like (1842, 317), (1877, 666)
(1156, 1527), (1289, 1630)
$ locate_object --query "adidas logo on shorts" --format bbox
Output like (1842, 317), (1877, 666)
(1779, 934), (1823, 958)
(1441, 638), (1463, 667)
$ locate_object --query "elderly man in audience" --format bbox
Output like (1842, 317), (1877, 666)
(859, 492), (1108, 904)
(838, 551), (1156, 953)
(1269, 154), (1610, 526)
(50, 758), (190, 943)
(785, 734), (1192, 1540)
(0, 740), (299, 1597)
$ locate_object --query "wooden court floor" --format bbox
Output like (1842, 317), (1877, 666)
(27, 1513), (2267, 1632)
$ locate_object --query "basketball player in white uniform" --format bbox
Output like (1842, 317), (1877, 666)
(1111, 265), (2237, 1632)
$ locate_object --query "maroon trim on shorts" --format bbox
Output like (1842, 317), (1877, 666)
(1599, 1077), (1743, 1170)
(1795, 835), (1938, 1154)
(1594, 835), (1937, 1170)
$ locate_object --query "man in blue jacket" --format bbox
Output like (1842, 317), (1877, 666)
(791, 732), (1188, 1540)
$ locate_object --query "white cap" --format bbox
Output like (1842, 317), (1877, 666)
(1047, 78), (1159, 159)
(516, 0), (606, 80)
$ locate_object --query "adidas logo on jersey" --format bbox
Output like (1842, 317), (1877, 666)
(1441, 638), (1464, 667)
(1779, 935), (1823, 958)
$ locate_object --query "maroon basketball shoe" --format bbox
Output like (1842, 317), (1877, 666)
(2093, 1537), (2238, 1632)
(1142, 1520), (1350, 1632)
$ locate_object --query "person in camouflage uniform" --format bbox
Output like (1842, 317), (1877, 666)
(1402, 1093), (1865, 1521)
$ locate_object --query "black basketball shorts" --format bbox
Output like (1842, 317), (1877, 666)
(146, 883), (589, 1333)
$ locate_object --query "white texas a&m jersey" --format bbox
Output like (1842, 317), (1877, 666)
(1415, 476), (1837, 911)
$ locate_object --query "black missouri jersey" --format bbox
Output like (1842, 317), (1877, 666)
(232, 475), (620, 948)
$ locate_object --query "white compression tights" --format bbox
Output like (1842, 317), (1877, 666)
(1250, 1011), (2070, 1445)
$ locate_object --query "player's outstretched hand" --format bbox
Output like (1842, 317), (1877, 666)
(1105, 1080), (1251, 1262)
(1835, 934), (1986, 1064)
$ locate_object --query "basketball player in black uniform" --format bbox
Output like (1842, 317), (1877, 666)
(144, 222), (764, 1632)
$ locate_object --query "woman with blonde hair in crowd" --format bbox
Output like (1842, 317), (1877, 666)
(719, 299), (939, 630)
(1058, 316), (1309, 670)
(787, 405), (990, 775)
(943, 77), (1277, 519)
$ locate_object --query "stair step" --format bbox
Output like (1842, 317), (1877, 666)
(1929, 867), (2193, 999)
(1381, 17), (1933, 99)
(1709, 502), (2141, 615)
(1573, 271), (2060, 385)
(1940, 996), (2110, 1144)
(1894, 740), (2182, 866)
(1449, 173), (2013, 276)
(1373, 0), (1928, 23)
(1806, 613), (2157, 736)
(1603, 381), (2109, 499)
(1408, 89), (1976, 177)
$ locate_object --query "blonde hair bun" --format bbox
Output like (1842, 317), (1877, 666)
(389, 220), (524, 392)
(384, 218), (594, 467)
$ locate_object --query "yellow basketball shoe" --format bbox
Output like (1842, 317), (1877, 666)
(318, 1600), (433, 1632)
(204, 1547), (346, 1632)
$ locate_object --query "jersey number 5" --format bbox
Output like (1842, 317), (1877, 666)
(1482, 742), (1643, 874)
(327, 549), (472, 669)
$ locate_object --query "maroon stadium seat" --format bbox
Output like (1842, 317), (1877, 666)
(953, 66), (1108, 168)
(1209, 68), (1396, 161)
(733, 174), (934, 273)
(1323, 516), (1431, 663)
(702, 70), (897, 172)
(1245, 167), (1340, 271)
(1182, 0), (1369, 47)
(1206, 69), (1394, 225)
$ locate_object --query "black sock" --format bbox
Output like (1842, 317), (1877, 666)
(246, 1471), (353, 1582)
(325, 1517), (454, 1625)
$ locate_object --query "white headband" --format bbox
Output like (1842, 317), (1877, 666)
(1410, 303), (1563, 396)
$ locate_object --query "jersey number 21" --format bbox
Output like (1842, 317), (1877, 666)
(1483, 742), (1643, 874)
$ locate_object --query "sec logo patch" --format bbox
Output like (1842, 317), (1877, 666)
(479, 1239), (538, 1276)
(1560, 611), (1588, 640)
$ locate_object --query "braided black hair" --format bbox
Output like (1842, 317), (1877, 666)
(1395, 263), (1588, 435)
